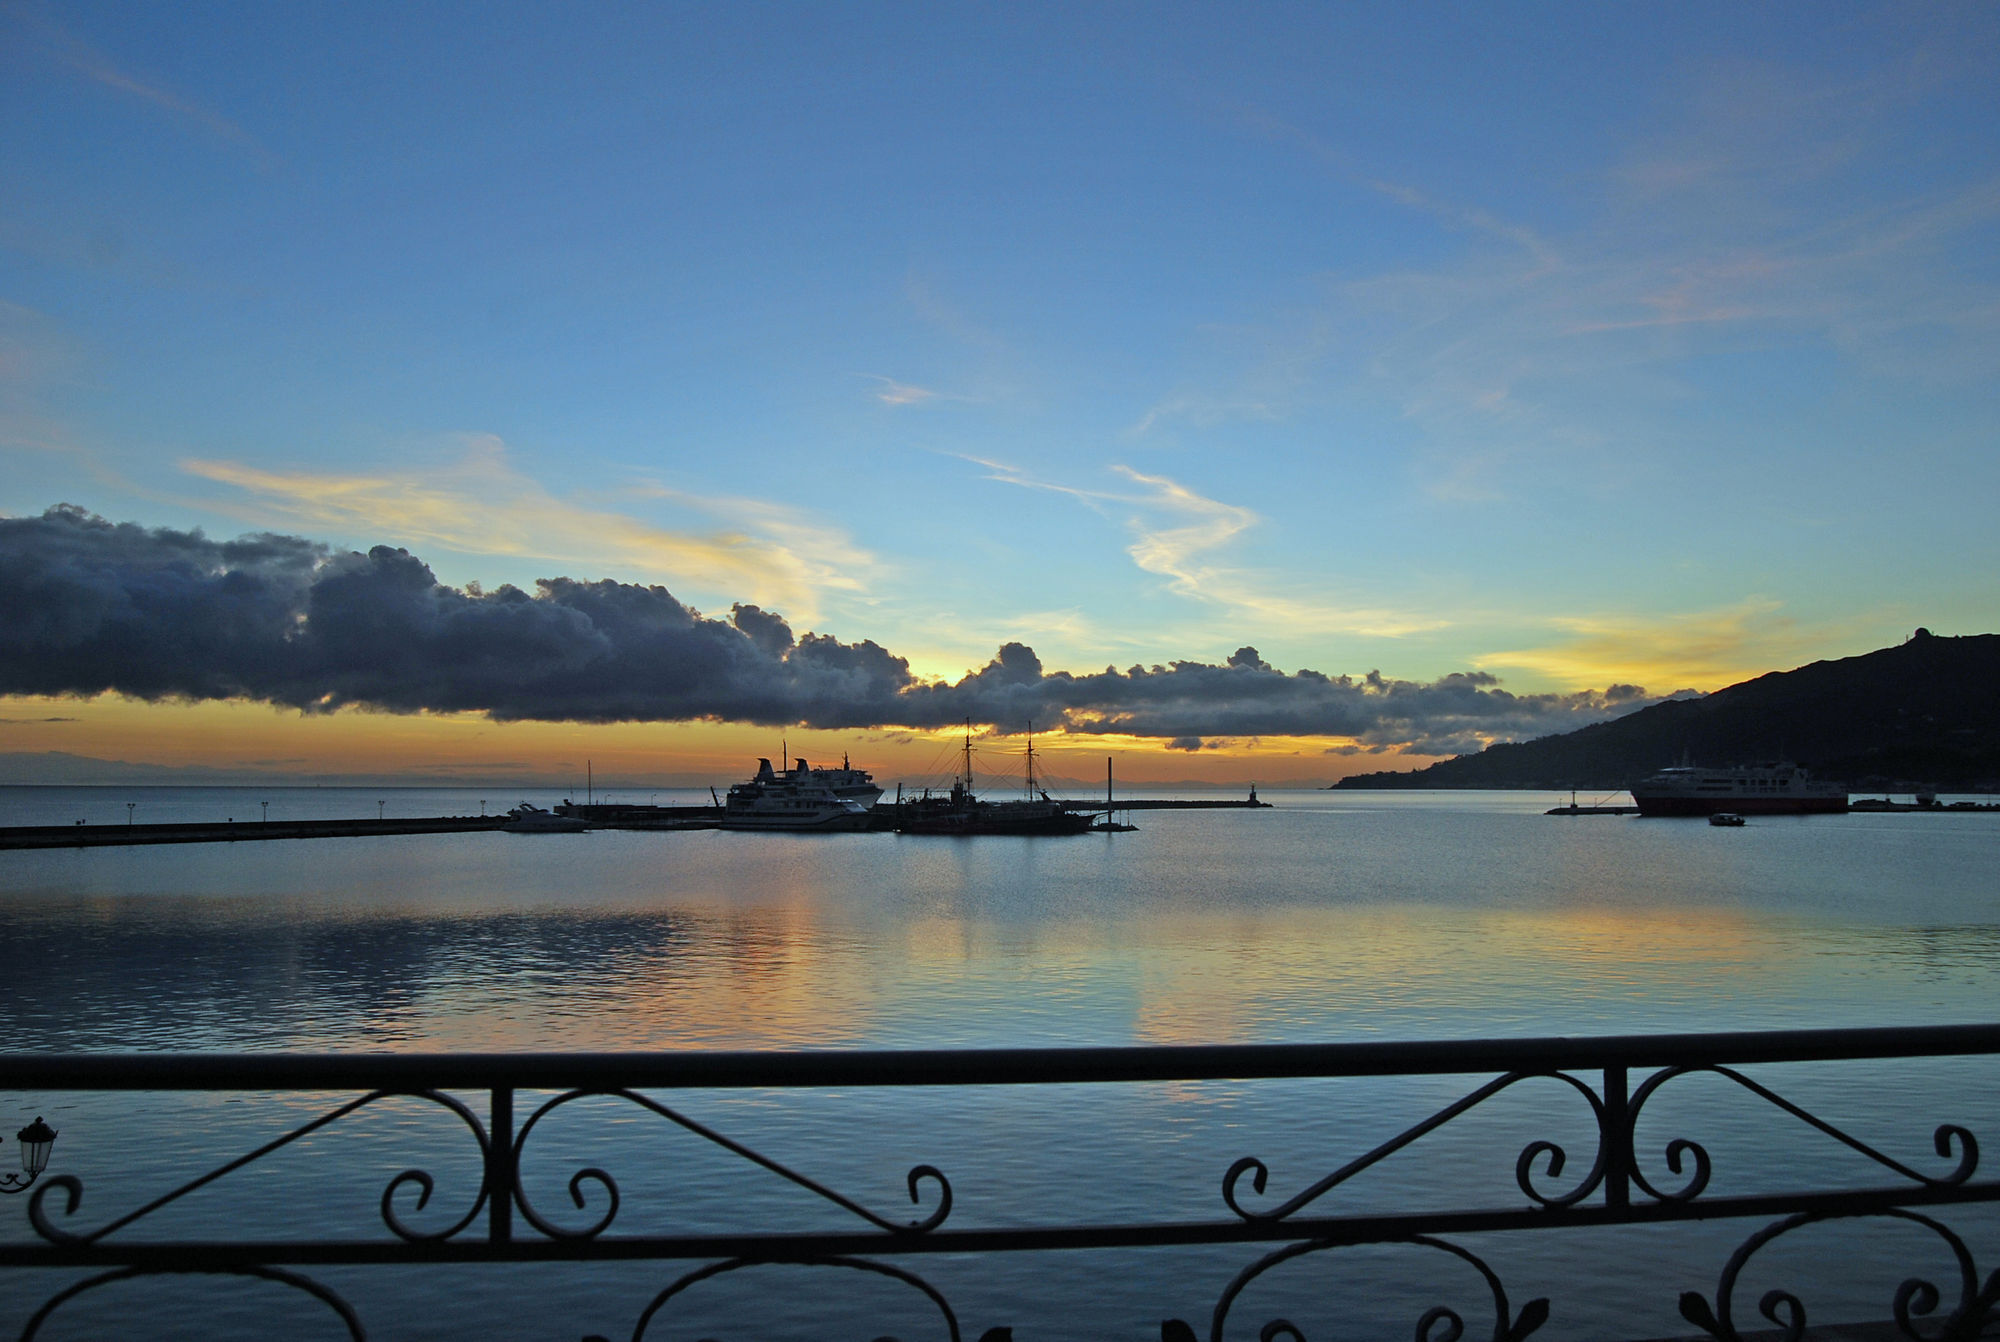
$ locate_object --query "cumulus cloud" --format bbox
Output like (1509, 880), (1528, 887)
(0, 507), (1669, 752)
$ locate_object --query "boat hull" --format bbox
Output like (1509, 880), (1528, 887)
(719, 808), (871, 832)
(1632, 795), (1846, 816)
(896, 802), (1095, 836)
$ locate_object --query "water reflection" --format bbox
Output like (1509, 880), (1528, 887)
(5, 793), (2000, 1338)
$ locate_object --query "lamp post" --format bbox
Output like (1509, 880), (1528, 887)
(261, 800), (269, 823)
(126, 802), (135, 827)
(1, 1117), (57, 1195)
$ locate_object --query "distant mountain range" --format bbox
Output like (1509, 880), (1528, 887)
(1334, 630), (2000, 791)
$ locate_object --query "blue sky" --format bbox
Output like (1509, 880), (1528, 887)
(3, 2), (1997, 780)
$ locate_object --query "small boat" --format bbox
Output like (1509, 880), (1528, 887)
(501, 803), (590, 833)
(1709, 812), (1745, 827)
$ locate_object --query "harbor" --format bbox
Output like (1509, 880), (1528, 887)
(0, 789), (1269, 849)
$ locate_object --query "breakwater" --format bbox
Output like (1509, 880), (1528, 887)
(0, 815), (502, 849)
(0, 796), (1270, 847)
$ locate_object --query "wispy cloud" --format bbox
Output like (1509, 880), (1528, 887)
(860, 375), (965, 407)
(968, 457), (1442, 638)
(0, 299), (100, 463)
(1232, 105), (1561, 271)
(180, 435), (876, 623)
(1113, 466), (1258, 599)
(1177, 37), (2000, 502)
(9, 3), (277, 167)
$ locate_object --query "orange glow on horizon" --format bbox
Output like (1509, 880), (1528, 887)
(0, 693), (1448, 787)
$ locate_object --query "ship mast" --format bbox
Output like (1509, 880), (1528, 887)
(1025, 720), (1036, 799)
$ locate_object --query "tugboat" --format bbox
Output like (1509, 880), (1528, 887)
(897, 723), (1095, 836)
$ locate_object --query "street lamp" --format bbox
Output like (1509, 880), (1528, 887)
(1, 1117), (56, 1195)
(261, 800), (269, 822)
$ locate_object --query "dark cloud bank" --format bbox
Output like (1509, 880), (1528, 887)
(1, 507), (1667, 754)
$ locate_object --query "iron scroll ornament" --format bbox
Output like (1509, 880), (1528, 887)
(583, 1256), (1014, 1342)
(1163, 1234), (1549, 1342)
(25, 1088), (492, 1247)
(509, 1087), (953, 1241)
(1623, 1064), (1979, 1204)
(1221, 1070), (1609, 1222)
(1677, 1208), (2000, 1342)
(20, 1264), (367, 1341)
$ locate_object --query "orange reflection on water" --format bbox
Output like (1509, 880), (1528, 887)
(1133, 903), (1781, 1050)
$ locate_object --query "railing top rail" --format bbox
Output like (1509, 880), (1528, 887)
(4, 1023), (1999, 1091)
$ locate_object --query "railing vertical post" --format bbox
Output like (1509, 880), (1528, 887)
(489, 1086), (515, 1244)
(1603, 1064), (1630, 1209)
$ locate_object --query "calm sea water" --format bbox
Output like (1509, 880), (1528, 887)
(3, 787), (1998, 1339)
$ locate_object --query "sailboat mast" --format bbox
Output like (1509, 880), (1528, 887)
(1025, 720), (1036, 799)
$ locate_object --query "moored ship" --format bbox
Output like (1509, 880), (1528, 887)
(719, 757), (877, 831)
(895, 723), (1095, 836)
(1629, 762), (1847, 817)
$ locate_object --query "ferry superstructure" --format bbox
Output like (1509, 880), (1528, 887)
(719, 757), (878, 832)
(1629, 762), (1847, 817)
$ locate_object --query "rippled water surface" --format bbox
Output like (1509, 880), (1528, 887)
(3, 786), (1998, 1338)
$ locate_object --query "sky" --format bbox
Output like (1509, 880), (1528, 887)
(2, 2), (1997, 787)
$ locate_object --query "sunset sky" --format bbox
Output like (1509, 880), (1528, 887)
(3, 2), (1997, 786)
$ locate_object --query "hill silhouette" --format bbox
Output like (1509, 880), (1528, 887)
(1334, 630), (2000, 791)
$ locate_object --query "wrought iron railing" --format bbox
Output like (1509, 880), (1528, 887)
(4, 1026), (2000, 1340)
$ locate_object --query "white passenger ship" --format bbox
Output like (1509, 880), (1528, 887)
(718, 757), (881, 831)
(1629, 762), (1848, 817)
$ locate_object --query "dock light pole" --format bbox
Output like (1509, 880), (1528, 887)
(1, 1118), (57, 1195)
(261, 801), (268, 823)
(126, 802), (134, 827)
(377, 800), (385, 821)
